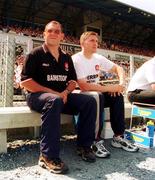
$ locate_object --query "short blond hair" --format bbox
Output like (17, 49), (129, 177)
(80, 31), (98, 45)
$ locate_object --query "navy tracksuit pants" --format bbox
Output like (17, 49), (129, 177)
(98, 93), (125, 138)
(26, 92), (97, 159)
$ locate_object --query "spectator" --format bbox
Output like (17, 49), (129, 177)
(14, 54), (25, 95)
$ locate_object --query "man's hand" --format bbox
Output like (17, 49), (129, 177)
(66, 80), (77, 92)
(108, 84), (125, 96)
(59, 80), (77, 104)
(59, 90), (68, 104)
(53, 80), (77, 104)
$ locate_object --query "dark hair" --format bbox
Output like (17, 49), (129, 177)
(44, 21), (63, 32)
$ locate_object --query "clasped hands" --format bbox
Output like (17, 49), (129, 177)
(59, 80), (77, 103)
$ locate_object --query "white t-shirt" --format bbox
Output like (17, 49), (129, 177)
(127, 57), (155, 92)
(72, 52), (114, 84)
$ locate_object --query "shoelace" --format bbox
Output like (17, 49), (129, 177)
(97, 141), (107, 152)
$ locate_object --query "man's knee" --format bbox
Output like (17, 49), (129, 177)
(85, 95), (97, 108)
(114, 94), (124, 101)
(45, 96), (64, 110)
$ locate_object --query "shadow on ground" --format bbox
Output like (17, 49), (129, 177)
(0, 135), (155, 180)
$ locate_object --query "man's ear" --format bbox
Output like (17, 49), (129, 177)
(43, 31), (45, 39)
(61, 33), (64, 41)
(80, 42), (84, 48)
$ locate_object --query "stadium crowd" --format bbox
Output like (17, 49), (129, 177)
(0, 23), (154, 57)
(0, 22), (151, 94)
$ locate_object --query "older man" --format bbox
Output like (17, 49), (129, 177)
(21, 22), (97, 174)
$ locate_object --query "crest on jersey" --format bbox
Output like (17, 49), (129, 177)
(95, 64), (100, 71)
(64, 62), (69, 71)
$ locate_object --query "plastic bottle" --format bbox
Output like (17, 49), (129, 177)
(146, 120), (154, 147)
(146, 120), (154, 137)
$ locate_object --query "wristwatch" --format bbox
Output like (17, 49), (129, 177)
(65, 89), (71, 94)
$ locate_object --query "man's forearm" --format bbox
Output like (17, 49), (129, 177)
(117, 66), (126, 86)
(20, 78), (58, 94)
(78, 81), (124, 93)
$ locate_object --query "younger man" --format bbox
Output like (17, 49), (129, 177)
(72, 31), (139, 158)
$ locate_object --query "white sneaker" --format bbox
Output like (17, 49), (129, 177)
(111, 135), (139, 152)
(91, 140), (110, 158)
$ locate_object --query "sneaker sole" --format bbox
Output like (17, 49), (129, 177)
(95, 153), (111, 158)
(38, 161), (69, 174)
(111, 143), (139, 152)
(77, 151), (96, 163)
(122, 146), (139, 152)
(81, 155), (96, 163)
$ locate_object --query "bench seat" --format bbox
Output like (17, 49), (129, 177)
(0, 106), (73, 153)
(0, 102), (132, 154)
